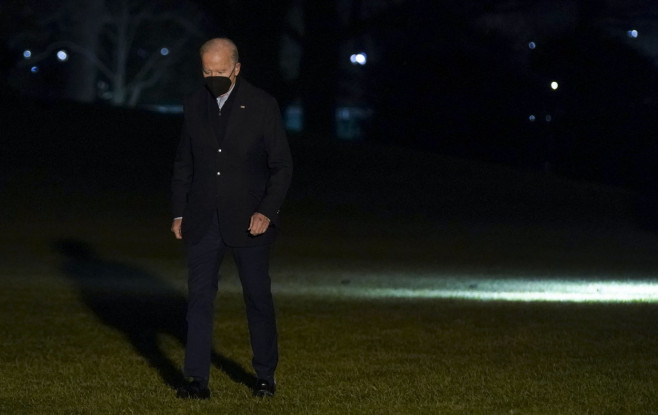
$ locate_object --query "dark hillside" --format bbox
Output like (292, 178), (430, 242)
(3, 93), (658, 278)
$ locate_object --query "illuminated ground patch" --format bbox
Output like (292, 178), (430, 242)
(269, 275), (658, 303)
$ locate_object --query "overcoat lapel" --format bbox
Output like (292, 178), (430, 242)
(223, 90), (247, 147)
(205, 91), (222, 145)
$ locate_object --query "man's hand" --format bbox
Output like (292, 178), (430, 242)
(248, 212), (270, 236)
(171, 218), (183, 239)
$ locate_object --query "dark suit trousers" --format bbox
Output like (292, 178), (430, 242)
(183, 210), (278, 384)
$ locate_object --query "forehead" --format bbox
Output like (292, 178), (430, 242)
(201, 49), (234, 70)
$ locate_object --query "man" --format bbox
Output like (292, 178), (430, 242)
(171, 38), (292, 399)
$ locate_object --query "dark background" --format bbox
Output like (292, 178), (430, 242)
(2, 0), (658, 229)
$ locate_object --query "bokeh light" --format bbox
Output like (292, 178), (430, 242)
(350, 52), (367, 65)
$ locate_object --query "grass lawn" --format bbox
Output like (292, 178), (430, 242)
(3, 123), (658, 413)
(2, 267), (658, 414)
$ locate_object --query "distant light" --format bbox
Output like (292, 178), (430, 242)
(56, 50), (68, 62)
(23, 50), (32, 59)
(545, 114), (552, 122)
(550, 81), (559, 90)
(528, 41), (536, 50)
(30, 66), (39, 74)
(627, 29), (639, 38)
(337, 108), (350, 120)
(350, 52), (367, 66)
(160, 47), (169, 56)
(529, 114), (536, 122)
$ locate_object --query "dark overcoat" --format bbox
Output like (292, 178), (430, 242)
(171, 78), (293, 247)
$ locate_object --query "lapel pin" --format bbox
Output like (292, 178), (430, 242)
(240, 105), (246, 109)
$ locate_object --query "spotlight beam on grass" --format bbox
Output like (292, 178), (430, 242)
(272, 277), (658, 303)
(366, 280), (658, 302)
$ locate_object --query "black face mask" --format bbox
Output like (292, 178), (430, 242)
(205, 76), (232, 98)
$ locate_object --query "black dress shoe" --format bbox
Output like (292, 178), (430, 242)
(253, 379), (276, 397)
(176, 380), (210, 400)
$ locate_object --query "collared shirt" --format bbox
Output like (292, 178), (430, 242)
(216, 81), (236, 110)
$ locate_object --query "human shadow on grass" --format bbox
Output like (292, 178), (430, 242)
(53, 238), (255, 390)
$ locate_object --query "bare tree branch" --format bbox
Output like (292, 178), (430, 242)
(12, 0), (210, 106)
(127, 63), (169, 106)
(150, 11), (206, 38)
(127, 36), (188, 91)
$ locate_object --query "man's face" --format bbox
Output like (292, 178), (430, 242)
(201, 49), (240, 84)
